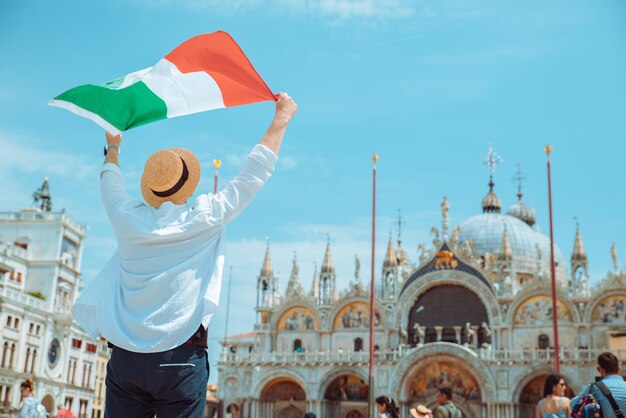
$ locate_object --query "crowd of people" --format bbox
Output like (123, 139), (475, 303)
(298, 351), (626, 418)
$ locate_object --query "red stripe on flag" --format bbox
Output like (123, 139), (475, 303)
(165, 31), (276, 107)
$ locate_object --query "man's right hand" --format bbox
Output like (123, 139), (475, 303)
(106, 131), (122, 147)
(274, 92), (298, 127)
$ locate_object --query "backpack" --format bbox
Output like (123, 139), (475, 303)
(445, 404), (461, 418)
(570, 381), (625, 418)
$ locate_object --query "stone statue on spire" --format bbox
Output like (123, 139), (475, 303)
(441, 196), (450, 241)
(611, 243), (619, 272)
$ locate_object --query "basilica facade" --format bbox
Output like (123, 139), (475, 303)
(218, 168), (626, 418)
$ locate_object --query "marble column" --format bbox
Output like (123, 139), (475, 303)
(453, 326), (462, 344)
(435, 326), (443, 342)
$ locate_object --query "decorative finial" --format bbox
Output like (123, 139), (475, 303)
(611, 243), (619, 272)
(574, 216), (580, 230)
(512, 163), (527, 200)
(483, 144), (502, 176)
(373, 153), (378, 166)
(396, 209), (404, 248)
(545, 145), (552, 157)
(213, 159), (222, 170)
(354, 254), (361, 282)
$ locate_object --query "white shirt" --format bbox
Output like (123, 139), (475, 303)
(72, 144), (277, 352)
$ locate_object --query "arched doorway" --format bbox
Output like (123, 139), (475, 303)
(518, 375), (574, 418)
(346, 410), (365, 418)
(404, 358), (481, 418)
(259, 378), (306, 418)
(323, 374), (368, 418)
(225, 403), (240, 418)
(41, 394), (54, 413)
(408, 285), (489, 346)
(277, 405), (304, 418)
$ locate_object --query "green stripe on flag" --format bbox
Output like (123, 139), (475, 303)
(54, 81), (168, 131)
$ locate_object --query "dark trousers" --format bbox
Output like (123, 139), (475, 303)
(104, 343), (209, 418)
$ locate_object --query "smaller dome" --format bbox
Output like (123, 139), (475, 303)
(482, 178), (501, 213)
(507, 198), (537, 227)
(482, 191), (501, 214)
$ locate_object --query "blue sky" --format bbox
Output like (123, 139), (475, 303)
(1, 0), (625, 381)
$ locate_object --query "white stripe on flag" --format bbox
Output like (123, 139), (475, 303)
(143, 59), (225, 118)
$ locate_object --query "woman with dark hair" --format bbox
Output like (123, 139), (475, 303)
(376, 396), (400, 418)
(536, 374), (570, 418)
(16, 378), (42, 418)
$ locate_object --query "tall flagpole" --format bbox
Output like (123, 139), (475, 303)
(368, 153), (378, 418)
(545, 145), (561, 374)
(213, 159), (222, 193)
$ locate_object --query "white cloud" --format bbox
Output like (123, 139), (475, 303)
(276, 0), (415, 20)
(279, 155), (298, 170)
(131, 0), (415, 20)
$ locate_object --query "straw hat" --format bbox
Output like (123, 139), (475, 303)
(141, 148), (200, 208)
(410, 405), (432, 418)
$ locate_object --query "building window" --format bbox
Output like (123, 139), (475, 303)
(24, 348), (31, 373)
(293, 339), (302, 353)
(1, 342), (7, 368)
(65, 397), (74, 409)
(31, 349), (37, 374)
(14, 318), (19, 329)
(538, 334), (550, 350)
(354, 338), (363, 352)
(17, 272), (22, 283)
(29, 323), (34, 334)
(72, 339), (82, 349)
(86, 343), (97, 353)
(36, 325), (41, 335)
(6, 316), (11, 327)
(8, 343), (16, 369)
(2, 385), (10, 405)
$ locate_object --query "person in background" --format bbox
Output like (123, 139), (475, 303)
(376, 396), (400, 418)
(15, 379), (42, 418)
(536, 374), (569, 418)
(434, 388), (461, 418)
(571, 352), (626, 418)
(410, 405), (433, 418)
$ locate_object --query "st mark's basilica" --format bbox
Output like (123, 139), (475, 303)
(218, 154), (626, 418)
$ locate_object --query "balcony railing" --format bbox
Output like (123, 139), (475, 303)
(218, 346), (626, 367)
(0, 286), (47, 311)
(0, 211), (85, 234)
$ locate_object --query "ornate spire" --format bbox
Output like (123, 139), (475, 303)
(482, 145), (502, 214)
(286, 252), (304, 297)
(260, 238), (273, 277)
(310, 263), (319, 300)
(441, 196), (450, 240)
(384, 234), (397, 268)
(498, 227), (513, 260)
(571, 218), (587, 263)
(321, 236), (334, 273)
(33, 176), (52, 212)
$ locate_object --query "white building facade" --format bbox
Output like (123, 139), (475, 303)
(218, 173), (626, 418)
(0, 179), (99, 418)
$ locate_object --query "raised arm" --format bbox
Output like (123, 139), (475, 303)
(196, 93), (297, 225)
(259, 92), (298, 155)
(101, 132), (131, 219)
(105, 131), (122, 167)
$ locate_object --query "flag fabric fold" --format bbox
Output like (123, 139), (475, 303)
(49, 31), (276, 133)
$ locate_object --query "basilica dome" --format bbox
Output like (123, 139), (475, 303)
(458, 207), (567, 286)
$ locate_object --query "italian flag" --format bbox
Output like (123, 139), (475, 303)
(49, 31), (276, 133)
